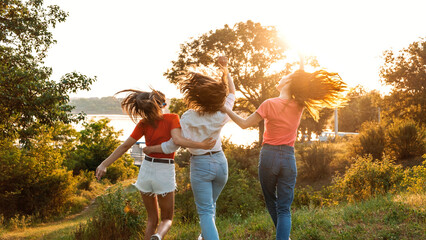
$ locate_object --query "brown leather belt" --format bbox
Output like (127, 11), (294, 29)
(144, 156), (174, 164)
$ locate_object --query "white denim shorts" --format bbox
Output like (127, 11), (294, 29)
(133, 158), (176, 196)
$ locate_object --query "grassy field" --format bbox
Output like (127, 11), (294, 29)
(2, 188), (424, 240)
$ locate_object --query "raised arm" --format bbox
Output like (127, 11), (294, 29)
(222, 106), (263, 129)
(218, 56), (235, 95)
(96, 136), (137, 180)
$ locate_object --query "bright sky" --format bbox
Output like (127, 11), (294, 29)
(44, 0), (426, 99)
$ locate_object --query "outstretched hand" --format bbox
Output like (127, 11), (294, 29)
(95, 164), (107, 181)
(201, 137), (216, 149)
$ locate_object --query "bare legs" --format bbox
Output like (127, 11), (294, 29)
(141, 192), (175, 240)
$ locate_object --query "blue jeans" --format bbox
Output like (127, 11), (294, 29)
(259, 144), (297, 240)
(190, 151), (228, 240)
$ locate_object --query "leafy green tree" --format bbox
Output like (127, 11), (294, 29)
(299, 108), (334, 141)
(164, 20), (318, 143)
(0, 0), (96, 143)
(168, 98), (188, 117)
(67, 119), (121, 173)
(67, 118), (138, 182)
(338, 86), (382, 132)
(380, 38), (426, 125)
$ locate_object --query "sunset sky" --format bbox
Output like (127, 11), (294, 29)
(44, 0), (426, 99)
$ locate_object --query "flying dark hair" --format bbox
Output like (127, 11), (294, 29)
(179, 72), (227, 114)
(289, 69), (347, 120)
(116, 89), (166, 127)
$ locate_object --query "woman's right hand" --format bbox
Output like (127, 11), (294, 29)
(201, 137), (216, 149)
(96, 163), (107, 181)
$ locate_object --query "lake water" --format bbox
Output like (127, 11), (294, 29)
(75, 114), (259, 146)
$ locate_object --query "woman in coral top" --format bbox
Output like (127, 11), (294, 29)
(221, 61), (346, 240)
(95, 89), (215, 240)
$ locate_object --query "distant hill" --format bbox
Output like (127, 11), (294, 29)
(70, 97), (124, 114)
(69, 97), (172, 114)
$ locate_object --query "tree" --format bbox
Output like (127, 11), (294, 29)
(164, 21), (318, 143)
(380, 38), (426, 125)
(0, 0), (96, 143)
(168, 98), (188, 117)
(338, 86), (382, 132)
(299, 108), (334, 141)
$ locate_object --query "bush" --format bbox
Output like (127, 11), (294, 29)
(105, 154), (138, 184)
(74, 185), (146, 240)
(350, 121), (386, 160)
(222, 138), (260, 177)
(296, 142), (335, 181)
(0, 137), (75, 219)
(386, 120), (425, 160)
(332, 155), (404, 202)
(174, 165), (197, 223)
(217, 163), (264, 218)
(401, 157), (426, 193)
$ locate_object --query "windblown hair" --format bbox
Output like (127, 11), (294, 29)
(116, 89), (166, 127)
(179, 72), (228, 114)
(289, 69), (347, 121)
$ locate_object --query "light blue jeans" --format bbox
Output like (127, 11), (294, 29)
(259, 144), (297, 240)
(190, 151), (228, 240)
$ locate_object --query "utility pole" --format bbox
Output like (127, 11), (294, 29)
(334, 107), (338, 139)
(378, 107), (381, 123)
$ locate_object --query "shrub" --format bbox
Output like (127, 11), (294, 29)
(401, 157), (426, 193)
(350, 121), (386, 160)
(222, 138), (260, 177)
(104, 154), (138, 184)
(296, 142), (335, 181)
(332, 155), (404, 202)
(217, 163), (264, 218)
(0, 137), (75, 219)
(386, 120), (425, 160)
(174, 165), (198, 223)
(74, 185), (146, 240)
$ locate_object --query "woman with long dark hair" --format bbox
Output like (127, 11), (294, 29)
(143, 56), (236, 240)
(221, 62), (346, 240)
(95, 89), (215, 240)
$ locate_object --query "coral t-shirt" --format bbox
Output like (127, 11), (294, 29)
(130, 113), (180, 159)
(256, 98), (303, 147)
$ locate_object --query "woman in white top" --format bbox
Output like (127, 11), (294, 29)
(144, 56), (235, 240)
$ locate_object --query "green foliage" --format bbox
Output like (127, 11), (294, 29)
(299, 108), (334, 141)
(217, 164), (264, 218)
(70, 97), (123, 114)
(168, 98), (188, 117)
(332, 155), (404, 202)
(386, 119), (425, 160)
(401, 158), (426, 193)
(74, 186), (146, 240)
(174, 165), (197, 223)
(66, 118), (138, 182)
(105, 154), (138, 184)
(338, 86), (382, 132)
(0, 0), (96, 143)
(350, 121), (386, 160)
(296, 142), (335, 181)
(67, 119), (121, 172)
(221, 138), (260, 177)
(0, 137), (75, 219)
(380, 38), (426, 124)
